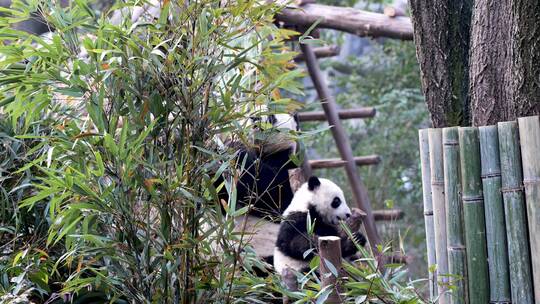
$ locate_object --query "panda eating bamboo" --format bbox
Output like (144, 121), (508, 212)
(273, 176), (367, 274)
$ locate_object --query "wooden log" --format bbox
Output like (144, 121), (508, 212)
(458, 127), (489, 304)
(383, 6), (406, 18)
(517, 116), (540, 303)
(300, 43), (381, 247)
(478, 126), (511, 303)
(297, 107), (376, 121)
(428, 128), (449, 304)
(419, 129), (437, 300)
(282, 267), (298, 304)
(372, 209), (403, 221)
(276, 4), (413, 40)
(309, 155), (380, 169)
(318, 236), (343, 303)
(497, 121), (535, 303)
(442, 127), (467, 304)
(294, 45), (340, 62)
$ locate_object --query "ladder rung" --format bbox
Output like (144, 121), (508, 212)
(373, 209), (404, 221)
(294, 45), (340, 62)
(297, 107), (376, 122)
(386, 253), (409, 264)
(309, 155), (380, 169)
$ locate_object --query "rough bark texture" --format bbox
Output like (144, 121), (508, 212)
(409, 0), (473, 128)
(512, 0), (540, 117)
(469, 0), (512, 126)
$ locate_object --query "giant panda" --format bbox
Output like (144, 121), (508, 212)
(273, 176), (366, 274)
(216, 111), (300, 220)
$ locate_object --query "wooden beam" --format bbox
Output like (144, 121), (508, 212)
(300, 43), (382, 248)
(384, 6), (406, 18)
(276, 4), (413, 40)
(373, 209), (404, 221)
(297, 107), (376, 121)
(294, 45), (340, 62)
(309, 155), (381, 169)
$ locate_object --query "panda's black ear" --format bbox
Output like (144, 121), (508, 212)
(308, 176), (321, 191)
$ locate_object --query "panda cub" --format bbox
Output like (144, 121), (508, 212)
(273, 176), (366, 274)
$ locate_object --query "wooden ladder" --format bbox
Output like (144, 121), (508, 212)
(296, 43), (384, 248)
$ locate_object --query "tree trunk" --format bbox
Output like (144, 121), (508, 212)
(469, 0), (512, 126)
(409, 0), (473, 128)
(511, 0), (540, 117)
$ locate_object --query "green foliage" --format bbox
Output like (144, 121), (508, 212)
(0, 0), (303, 302)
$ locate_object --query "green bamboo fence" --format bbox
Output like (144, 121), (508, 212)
(517, 116), (540, 302)
(458, 127), (489, 304)
(442, 127), (467, 304)
(478, 126), (510, 303)
(419, 129), (437, 300)
(428, 128), (449, 303)
(497, 121), (534, 303)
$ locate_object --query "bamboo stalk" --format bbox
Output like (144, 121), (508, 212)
(458, 127), (489, 304)
(428, 128), (449, 303)
(497, 121), (534, 303)
(442, 127), (467, 304)
(517, 116), (540, 302)
(478, 126), (511, 303)
(318, 236), (343, 304)
(419, 129), (437, 300)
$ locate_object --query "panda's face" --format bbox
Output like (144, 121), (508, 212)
(307, 176), (352, 226)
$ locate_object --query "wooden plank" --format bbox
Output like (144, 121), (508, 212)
(309, 155), (380, 169)
(442, 127), (467, 304)
(497, 121), (534, 303)
(478, 126), (511, 303)
(458, 127), (489, 304)
(297, 108), (376, 121)
(276, 3), (413, 40)
(318, 236), (343, 303)
(300, 43), (381, 247)
(294, 45), (340, 62)
(517, 116), (540, 303)
(419, 129), (437, 300)
(372, 209), (403, 221)
(428, 128), (449, 304)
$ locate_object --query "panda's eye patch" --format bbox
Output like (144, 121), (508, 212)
(331, 197), (341, 209)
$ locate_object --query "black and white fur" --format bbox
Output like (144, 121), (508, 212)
(273, 176), (366, 274)
(217, 112), (300, 219)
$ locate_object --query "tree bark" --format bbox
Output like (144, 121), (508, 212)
(409, 0), (473, 128)
(469, 0), (512, 126)
(511, 0), (540, 117)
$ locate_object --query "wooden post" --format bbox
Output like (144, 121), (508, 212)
(419, 129), (437, 300)
(497, 121), (535, 303)
(300, 43), (381, 248)
(442, 127), (467, 304)
(517, 115), (540, 303)
(478, 126), (511, 303)
(428, 128), (449, 304)
(288, 168), (306, 193)
(282, 267), (298, 304)
(458, 127), (489, 304)
(318, 236), (343, 304)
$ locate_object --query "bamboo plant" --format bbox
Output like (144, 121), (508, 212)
(478, 126), (510, 302)
(419, 129), (437, 300)
(498, 121), (534, 303)
(428, 128), (449, 304)
(458, 127), (489, 304)
(442, 127), (467, 304)
(517, 116), (540, 303)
